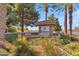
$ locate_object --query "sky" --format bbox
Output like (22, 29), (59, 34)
(27, 4), (79, 30)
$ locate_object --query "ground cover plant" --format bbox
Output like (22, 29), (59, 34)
(63, 42), (79, 56)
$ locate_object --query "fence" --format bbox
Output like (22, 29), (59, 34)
(5, 32), (40, 42)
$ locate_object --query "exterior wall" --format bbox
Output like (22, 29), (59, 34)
(39, 26), (51, 37)
(40, 26), (50, 32)
(0, 4), (6, 40)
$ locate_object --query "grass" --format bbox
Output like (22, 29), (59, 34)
(63, 41), (79, 56)
(4, 34), (79, 56)
(4, 36), (64, 56)
(0, 48), (9, 56)
(4, 36), (70, 56)
(23, 37), (65, 56)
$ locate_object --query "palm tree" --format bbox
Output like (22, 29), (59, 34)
(68, 4), (73, 35)
(0, 4), (6, 46)
(64, 5), (67, 35)
(52, 3), (79, 35)
(51, 4), (68, 35)
(38, 3), (49, 20)
(45, 3), (48, 20)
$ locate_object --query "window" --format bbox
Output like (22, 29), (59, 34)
(41, 26), (49, 32)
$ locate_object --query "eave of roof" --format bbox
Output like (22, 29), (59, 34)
(35, 20), (56, 26)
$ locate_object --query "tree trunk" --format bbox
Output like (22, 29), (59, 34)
(45, 4), (48, 20)
(69, 4), (73, 35)
(64, 6), (67, 35)
(20, 9), (24, 40)
(21, 14), (24, 33)
(45, 10), (47, 20)
(0, 4), (6, 46)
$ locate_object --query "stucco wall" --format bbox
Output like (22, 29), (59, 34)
(40, 26), (50, 32)
(39, 26), (50, 37)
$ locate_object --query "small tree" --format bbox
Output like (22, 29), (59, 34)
(6, 4), (39, 40)
(48, 14), (61, 31)
(55, 18), (61, 31)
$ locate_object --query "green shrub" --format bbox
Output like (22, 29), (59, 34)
(5, 26), (17, 42)
(63, 42), (79, 56)
(16, 39), (26, 46)
(14, 39), (35, 56)
(8, 26), (17, 32)
(5, 34), (18, 42)
(15, 40), (36, 56)
(60, 34), (71, 44)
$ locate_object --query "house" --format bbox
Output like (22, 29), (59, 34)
(35, 20), (56, 37)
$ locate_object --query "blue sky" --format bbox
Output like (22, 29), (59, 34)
(27, 4), (79, 30)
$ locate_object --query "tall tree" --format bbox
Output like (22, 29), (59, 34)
(64, 5), (67, 35)
(38, 3), (68, 34)
(7, 4), (39, 32)
(7, 4), (39, 39)
(51, 3), (79, 35)
(38, 3), (50, 20)
(68, 4), (73, 35)
(48, 14), (61, 31)
(51, 3), (68, 35)
(45, 3), (48, 20)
